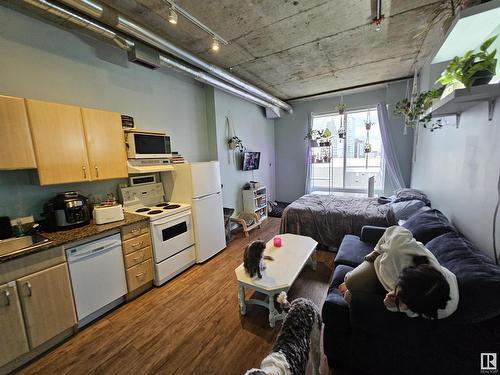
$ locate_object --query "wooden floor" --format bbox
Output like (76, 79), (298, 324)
(18, 218), (336, 375)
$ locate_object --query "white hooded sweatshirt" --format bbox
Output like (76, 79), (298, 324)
(373, 226), (459, 319)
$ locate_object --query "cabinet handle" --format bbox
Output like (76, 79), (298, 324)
(135, 272), (146, 279)
(3, 290), (10, 306)
(133, 254), (144, 262)
(131, 228), (140, 234)
(25, 282), (32, 297)
(132, 241), (143, 248)
(95, 165), (99, 178)
(82, 166), (87, 179)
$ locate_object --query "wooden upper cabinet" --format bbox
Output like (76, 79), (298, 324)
(81, 108), (128, 180)
(0, 95), (37, 170)
(17, 263), (76, 349)
(0, 282), (29, 367)
(25, 99), (90, 185)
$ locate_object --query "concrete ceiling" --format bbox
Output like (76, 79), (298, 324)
(99, 0), (448, 100)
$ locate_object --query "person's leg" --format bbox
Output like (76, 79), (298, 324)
(344, 260), (380, 294)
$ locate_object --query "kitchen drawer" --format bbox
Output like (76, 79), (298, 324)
(121, 221), (149, 241)
(126, 259), (153, 292)
(122, 232), (150, 255)
(124, 246), (152, 269)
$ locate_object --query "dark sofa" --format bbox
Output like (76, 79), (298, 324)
(322, 209), (500, 375)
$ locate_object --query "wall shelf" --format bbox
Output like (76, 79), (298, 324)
(423, 83), (500, 125)
(431, 0), (500, 64)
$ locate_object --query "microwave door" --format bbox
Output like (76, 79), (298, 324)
(132, 133), (171, 158)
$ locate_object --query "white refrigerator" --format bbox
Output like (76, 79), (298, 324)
(163, 161), (226, 263)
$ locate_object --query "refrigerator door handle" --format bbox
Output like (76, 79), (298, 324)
(193, 192), (220, 201)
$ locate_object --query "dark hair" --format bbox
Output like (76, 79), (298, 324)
(396, 256), (450, 319)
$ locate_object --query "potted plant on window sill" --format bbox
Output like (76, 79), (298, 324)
(436, 35), (497, 97)
(305, 128), (332, 147)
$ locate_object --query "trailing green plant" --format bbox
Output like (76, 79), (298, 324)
(394, 88), (444, 128)
(436, 35), (497, 91)
(304, 128), (332, 141)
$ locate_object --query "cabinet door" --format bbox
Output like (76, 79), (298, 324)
(81, 108), (128, 180)
(17, 263), (76, 348)
(0, 95), (37, 170)
(26, 99), (90, 185)
(0, 282), (29, 367)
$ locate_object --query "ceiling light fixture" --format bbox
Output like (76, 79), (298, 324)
(211, 37), (220, 52)
(168, 6), (178, 25)
(162, 0), (228, 50)
(371, 0), (385, 31)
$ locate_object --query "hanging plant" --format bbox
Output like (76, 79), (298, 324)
(394, 88), (443, 129)
(336, 103), (347, 114)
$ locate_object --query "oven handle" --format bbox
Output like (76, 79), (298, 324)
(151, 210), (191, 227)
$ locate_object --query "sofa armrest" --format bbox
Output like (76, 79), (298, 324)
(360, 226), (386, 245)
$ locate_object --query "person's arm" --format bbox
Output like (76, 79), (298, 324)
(364, 250), (381, 263)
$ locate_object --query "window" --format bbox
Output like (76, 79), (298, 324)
(308, 108), (384, 194)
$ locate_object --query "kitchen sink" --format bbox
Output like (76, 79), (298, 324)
(0, 234), (53, 258)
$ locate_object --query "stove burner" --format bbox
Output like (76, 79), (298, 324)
(155, 203), (169, 207)
(135, 208), (151, 213)
(164, 204), (181, 209)
(148, 210), (164, 215)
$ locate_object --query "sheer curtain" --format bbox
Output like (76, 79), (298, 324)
(304, 113), (313, 194)
(377, 102), (406, 191)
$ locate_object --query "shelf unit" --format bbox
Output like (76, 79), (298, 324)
(423, 83), (500, 126)
(242, 186), (268, 222)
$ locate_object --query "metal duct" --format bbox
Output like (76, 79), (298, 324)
(19, 0), (281, 112)
(59, 0), (293, 113)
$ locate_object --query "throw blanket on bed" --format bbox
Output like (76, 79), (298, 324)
(280, 194), (396, 248)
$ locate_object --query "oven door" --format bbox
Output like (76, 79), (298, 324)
(150, 210), (194, 263)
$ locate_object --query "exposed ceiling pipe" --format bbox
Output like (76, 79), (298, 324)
(18, 0), (281, 113)
(59, 0), (293, 113)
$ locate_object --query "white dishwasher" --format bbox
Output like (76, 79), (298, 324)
(66, 233), (127, 327)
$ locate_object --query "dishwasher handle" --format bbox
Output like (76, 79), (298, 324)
(67, 242), (120, 262)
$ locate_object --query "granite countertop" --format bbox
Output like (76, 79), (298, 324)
(0, 212), (148, 263)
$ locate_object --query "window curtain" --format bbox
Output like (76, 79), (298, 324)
(377, 102), (407, 191)
(304, 113), (313, 194)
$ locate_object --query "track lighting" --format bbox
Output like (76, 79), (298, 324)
(211, 37), (220, 52)
(168, 7), (178, 24)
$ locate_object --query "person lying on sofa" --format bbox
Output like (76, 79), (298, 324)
(338, 226), (459, 319)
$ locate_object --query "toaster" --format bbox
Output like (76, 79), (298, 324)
(93, 204), (124, 225)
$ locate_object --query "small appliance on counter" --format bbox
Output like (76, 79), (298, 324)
(93, 204), (124, 225)
(0, 216), (13, 240)
(43, 192), (91, 231)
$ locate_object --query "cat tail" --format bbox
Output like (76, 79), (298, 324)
(277, 291), (291, 312)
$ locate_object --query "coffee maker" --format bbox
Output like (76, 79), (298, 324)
(43, 192), (91, 230)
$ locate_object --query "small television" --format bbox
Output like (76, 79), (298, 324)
(242, 151), (261, 171)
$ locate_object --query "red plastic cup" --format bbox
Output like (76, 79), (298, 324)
(273, 236), (282, 247)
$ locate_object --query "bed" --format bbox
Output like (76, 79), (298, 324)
(280, 194), (396, 249)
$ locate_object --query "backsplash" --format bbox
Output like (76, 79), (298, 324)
(0, 170), (127, 221)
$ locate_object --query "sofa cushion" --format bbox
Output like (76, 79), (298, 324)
(426, 232), (500, 323)
(390, 199), (426, 221)
(334, 235), (374, 267)
(402, 209), (455, 244)
(323, 265), (353, 328)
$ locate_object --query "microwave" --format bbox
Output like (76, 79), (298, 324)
(125, 129), (171, 159)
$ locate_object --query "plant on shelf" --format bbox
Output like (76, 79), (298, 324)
(305, 128), (332, 146)
(394, 88), (444, 128)
(436, 35), (497, 92)
(228, 135), (244, 152)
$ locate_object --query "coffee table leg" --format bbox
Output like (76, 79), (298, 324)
(309, 250), (317, 271)
(238, 284), (247, 315)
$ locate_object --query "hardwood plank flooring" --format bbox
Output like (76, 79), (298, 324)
(17, 218), (337, 375)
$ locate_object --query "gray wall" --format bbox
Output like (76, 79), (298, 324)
(274, 82), (413, 202)
(0, 5), (275, 220)
(210, 88), (276, 211)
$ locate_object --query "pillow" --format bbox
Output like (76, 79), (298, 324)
(390, 199), (426, 220)
(426, 232), (500, 323)
(402, 209), (455, 244)
(393, 188), (430, 206)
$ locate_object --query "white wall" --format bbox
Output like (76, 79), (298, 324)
(209, 88), (276, 212)
(411, 99), (500, 259)
(274, 82), (413, 202)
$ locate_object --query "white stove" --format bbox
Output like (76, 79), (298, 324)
(119, 183), (195, 286)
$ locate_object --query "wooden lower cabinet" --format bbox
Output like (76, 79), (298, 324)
(126, 259), (153, 292)
(17, 263), (76, 348)
(0, 282), (29, 367)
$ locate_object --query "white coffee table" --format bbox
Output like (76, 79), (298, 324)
(234, 233), (318, 327)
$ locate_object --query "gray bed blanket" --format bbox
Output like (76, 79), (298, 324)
(280, 194), (396, 248)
